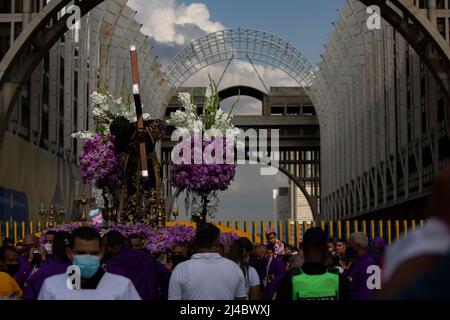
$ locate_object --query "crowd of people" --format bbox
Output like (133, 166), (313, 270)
(2, 163), (450, 300)
(0, 221), (391, 300)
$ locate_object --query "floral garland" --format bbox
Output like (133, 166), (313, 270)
(44, 222), (239, 254)
(79, 133), (122, 187)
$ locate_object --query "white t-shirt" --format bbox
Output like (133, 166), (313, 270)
(168, 253), (247, 300)
(243, 266), (260, 296)
(38, 272), (141, 300)
(383, 218), (450, 282)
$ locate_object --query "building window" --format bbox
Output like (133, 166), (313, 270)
(418, 0), (428, 8)
(60, 56), (65, 85)
(42, 74), (49, 106)
(448, 18), (450, 46)
(58, 120), (64, 150)
(271, 105), (284, 115)
(0, 1), (12, 13)
(436, 0), (445, 9)
(14, 22), (22, 40)
(286, 105), (301, 115)
(20, 93), (30, 139)
(302, 105), (316, 116)
(437, 17), (446, 39)
(32, 0), (40, 13)
(0, 23), (11, 61)
(14, 0), (22, 13)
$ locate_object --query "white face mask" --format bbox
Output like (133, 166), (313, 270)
(44, 243), (53, 255)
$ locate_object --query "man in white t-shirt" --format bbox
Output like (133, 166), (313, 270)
(168, 223), (247, 300)
(38, 227), (141, 300)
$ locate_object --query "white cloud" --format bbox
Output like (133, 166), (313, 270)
(175, 3), (224, 34)
(127, 0), (225, 45)
(184, 60), (298, 91)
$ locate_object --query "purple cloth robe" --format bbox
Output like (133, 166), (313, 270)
(106, 247), (171, 300)
(346, 252), (377, 300)
(262, 272), (286, 300)
(252, 256), (286, 289)
(24, 259), (71, 300)
(15, 254), (36, 287)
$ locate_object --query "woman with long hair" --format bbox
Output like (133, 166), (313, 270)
(229, 237), (261, 300)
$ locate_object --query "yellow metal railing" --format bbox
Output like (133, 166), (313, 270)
(0, 218), (426, 246)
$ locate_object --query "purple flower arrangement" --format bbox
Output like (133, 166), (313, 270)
(44, 222), (238, 254)
(79, 133), (122, 188)
(170, 135), (237, 193)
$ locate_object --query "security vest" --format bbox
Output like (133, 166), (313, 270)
(291, 269), (340, 300)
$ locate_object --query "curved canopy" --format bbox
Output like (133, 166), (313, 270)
(163, 28), (316, 88)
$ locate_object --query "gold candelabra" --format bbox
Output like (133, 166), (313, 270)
(39, 203), (65, 228)
(73, 193), (95, 221)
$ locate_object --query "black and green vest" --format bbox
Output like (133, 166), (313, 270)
(292, 269), (340, 300)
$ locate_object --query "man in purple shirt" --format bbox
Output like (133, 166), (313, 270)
(15, 234), (41, 287)
(346, 232), (378, 300)
(251, 245), (286, 290)
(24, 231), (72, 300)
(103, 231), (171, 300)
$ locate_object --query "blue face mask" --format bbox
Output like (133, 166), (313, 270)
(72, 254), (101, 279)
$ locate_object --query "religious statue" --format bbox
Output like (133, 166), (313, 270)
(109, 116), (166, 225)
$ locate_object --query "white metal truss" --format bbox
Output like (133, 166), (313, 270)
(164, 28), (316, 89)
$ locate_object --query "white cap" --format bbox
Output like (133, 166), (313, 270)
(130, 45), (137, 51)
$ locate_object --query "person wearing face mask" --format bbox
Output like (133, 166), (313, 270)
(346, 232), (377, 300)
(38, 227), (141, 300)
(42, 231), (57, 260)
(229, 238), (261, 300)
(24, 231), (73, 300)
(0, 246), (20, 278)
(0, 246), (23, 299)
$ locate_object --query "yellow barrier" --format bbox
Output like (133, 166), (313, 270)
(0, 218), (428, 247)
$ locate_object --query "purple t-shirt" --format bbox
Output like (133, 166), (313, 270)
(346, 252), (377, 300)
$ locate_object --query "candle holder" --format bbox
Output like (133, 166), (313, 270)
(73, 193), (95, 221)
(170, 199), (179, 221)
(39, 203), (66, 228)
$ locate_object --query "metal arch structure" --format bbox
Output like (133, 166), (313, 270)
(163, 28), (317, 89)
(0, 0), (104, 149)
(2, 1), (450, 143)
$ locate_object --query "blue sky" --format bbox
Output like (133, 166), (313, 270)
(172, 0), (346, 65)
